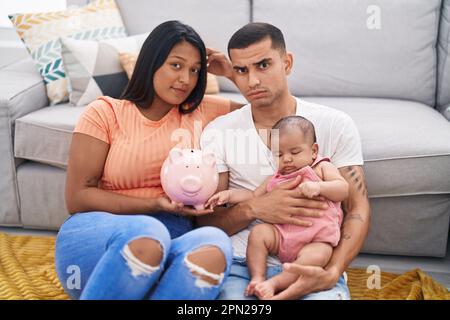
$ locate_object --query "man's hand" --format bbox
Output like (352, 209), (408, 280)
(245, 175), (328, 227)
(206, 47), (233, 79)
(269, 264), (341, 300)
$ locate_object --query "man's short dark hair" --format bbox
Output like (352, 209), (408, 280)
(273, 116), (317, 144)
(227, 22), (286, 57)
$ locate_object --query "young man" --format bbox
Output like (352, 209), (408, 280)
(200, 23), (370, 300)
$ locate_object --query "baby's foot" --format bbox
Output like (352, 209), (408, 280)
(245, 277), (265, 297)
(255, 280), (276, 300)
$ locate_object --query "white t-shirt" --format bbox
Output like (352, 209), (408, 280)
(200, 97), (364, 265)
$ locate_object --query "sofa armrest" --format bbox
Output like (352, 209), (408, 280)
(0, 57), (48, 226)
(0, 57), (48, 115)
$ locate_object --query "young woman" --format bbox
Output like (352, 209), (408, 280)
(55, 21), (240, 300)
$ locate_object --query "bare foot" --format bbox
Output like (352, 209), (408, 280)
(245, 277), (265, 297)
(255, 279), (276, 300)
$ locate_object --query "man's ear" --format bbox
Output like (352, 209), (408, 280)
(284, 51), (294, 75)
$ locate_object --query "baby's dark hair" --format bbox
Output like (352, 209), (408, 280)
(272, 116), (317, 144)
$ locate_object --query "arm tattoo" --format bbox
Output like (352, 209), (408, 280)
(344, 213), (365, 223)
(342, 233), (352, 240)
(344, 166), (368, 198)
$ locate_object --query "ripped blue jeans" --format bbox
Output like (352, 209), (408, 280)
(55, 211), (232, 300)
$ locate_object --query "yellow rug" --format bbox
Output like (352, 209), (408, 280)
(0, 232), (449, 300)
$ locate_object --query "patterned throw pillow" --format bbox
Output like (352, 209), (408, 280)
(119, 52), (138, 79)
(118, 52), (221, 94)
(9, 0), (127, 105)
(61, 34), (148, 106)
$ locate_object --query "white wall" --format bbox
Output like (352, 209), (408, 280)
(0, 0), (67, 68)
(0, 28), (27, 68)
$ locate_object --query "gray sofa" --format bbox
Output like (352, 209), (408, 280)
(1, 0), (450, 258)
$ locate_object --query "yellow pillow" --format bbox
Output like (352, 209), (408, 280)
(119, 52), (220, 94)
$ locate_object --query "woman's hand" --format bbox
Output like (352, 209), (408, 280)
(155, 196), (214, 216)
(156, 196), (184, 212)
(206, 47), (233, 79)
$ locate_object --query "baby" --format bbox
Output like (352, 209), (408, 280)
(205, 116), (349, 299)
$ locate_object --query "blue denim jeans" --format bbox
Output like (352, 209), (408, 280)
(55, 211), (233, 300)
(218, 257), (351, 300)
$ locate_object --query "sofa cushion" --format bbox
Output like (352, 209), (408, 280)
(303, 97), (450, 197)
(254, 0), (441, 107)
(361, 194), (450, 257)
(17, 162), (69, 230)
(438, 0), (450, 112)
(15, 96), (450, 198)
(60, 33), (148, 106)
(114, 0), (251, 93)
(213, 92), (248, 104)
(9, 0), (127, 105)
(14, 103), (85, 169)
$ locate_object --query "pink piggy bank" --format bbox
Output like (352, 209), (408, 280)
(160, 148), (219, 211)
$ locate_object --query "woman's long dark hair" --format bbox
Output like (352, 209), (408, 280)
(121, 21), (207, 114)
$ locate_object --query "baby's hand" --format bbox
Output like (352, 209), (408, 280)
(298, 181), (321, 198)
(205, 190), (231, 209)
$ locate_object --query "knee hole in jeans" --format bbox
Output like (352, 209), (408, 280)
(121, 238), (163, 277)
(185, 245), (227, 287)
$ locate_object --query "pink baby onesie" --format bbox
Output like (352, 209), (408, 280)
(266, 157), (343, 263)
